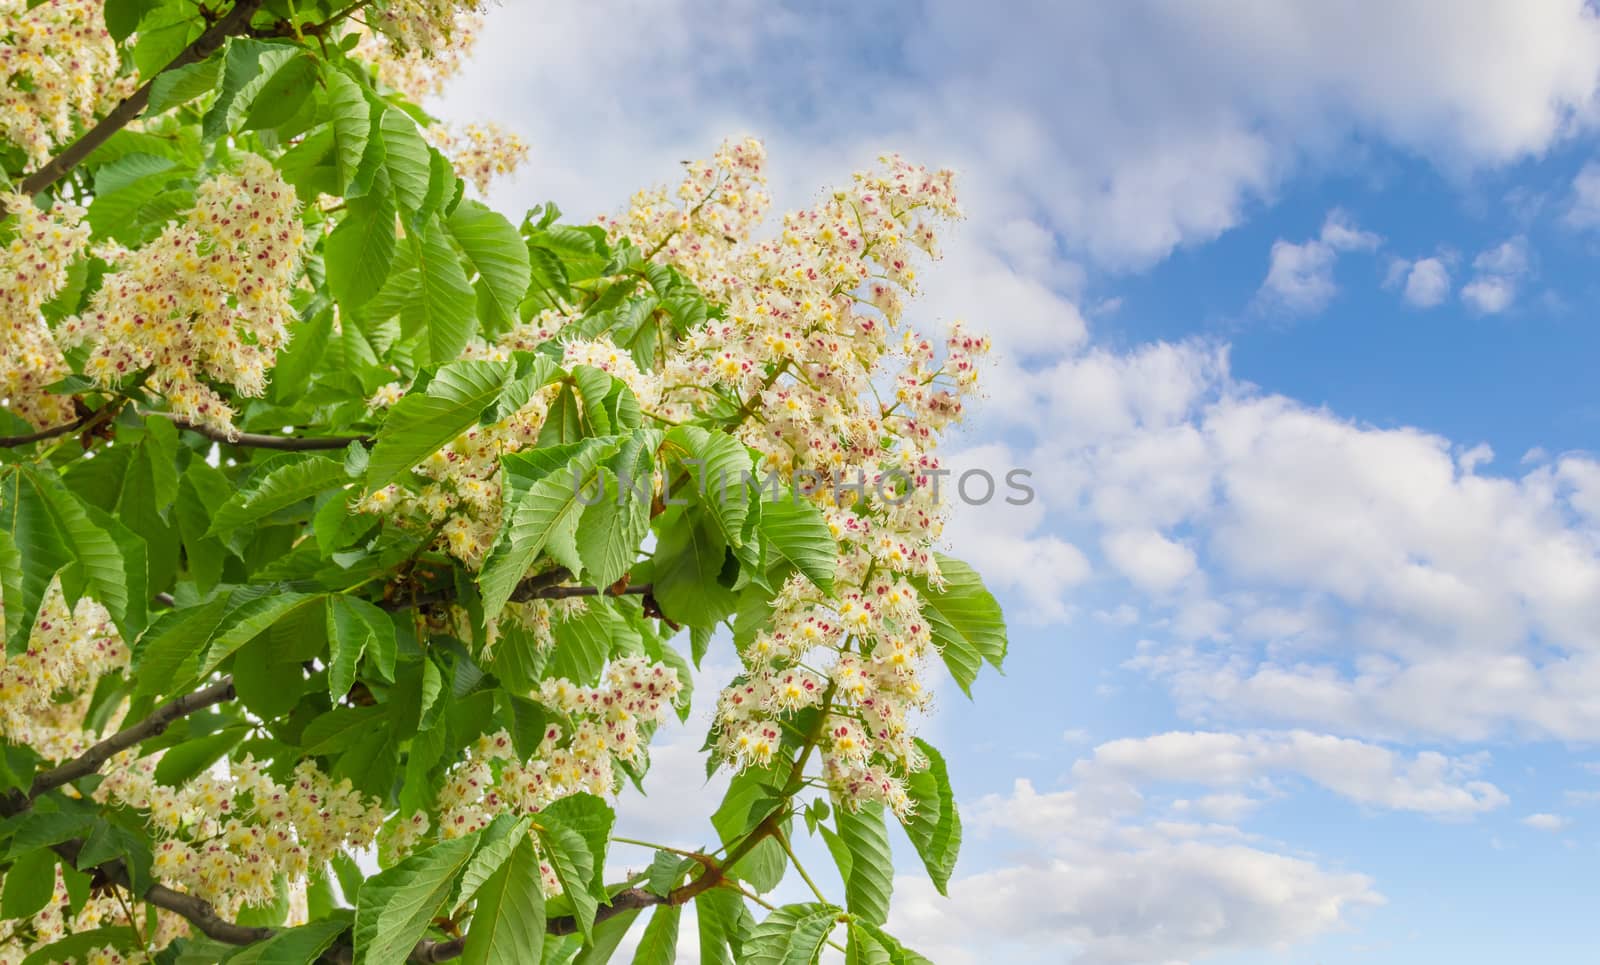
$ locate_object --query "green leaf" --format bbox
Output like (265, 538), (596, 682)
(146, 53), (223, 113)
(650, 507), (737, 630)
(571, 908), (640, 965)
(910, 555), (1006, 697)
(478, 435), (630, 617)
(630, 904), (681, 965)
(325, 596), (394, 701)
(208, 456), (349, 539)
(408, 216), (480, 366)
(756, 499), (835, 593)
(0, 473), (69, 654)
(153, 724), (248, 787)
(834, 804), (893, 926)
(381, 112), (433, 215)
(454, 815), (530, 906)
(535, 821), (597, 942)
(695, 888), (753, 965)
(900, 739), (960, 895)
(846, 923), (933, 965)
(366, 359), (519, 489)
(20, 927), (138, 965)
(199, 591), (321, 675)
(664, 426), (753, 547)
(744, 903), (840, 965)
(104, 0), (161, 41)
(575, 430), (658, 589)
(223, 917), (350, 964)
(326, 187), (398, 317)
(240, 53), (319, 132)
(87, 152), (181, 242)
(1, 847), (56, 919)
(448, 200), (532, 332)
(204, 39), (299, 140)
(547, 604), (628, 686)
(352, 832), (479, 965)
(461, 833), (545, 965)
(325, 68), (372, 193)
(33, 470), (144, 642)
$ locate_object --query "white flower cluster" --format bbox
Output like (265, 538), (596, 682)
(0, 580), (127, 760)
(0, 194), (89, 429)
(0, 0), (126, 166)
(99, 756), (383, 918)
(60, 155), (305, 436)
(598, 140), (988, 815)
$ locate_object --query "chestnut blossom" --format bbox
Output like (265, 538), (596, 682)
(60, 154), (305, 437)
(0, 0), (126, 166)
(0, 194), (89, 429)
(429, 122), (530, 195)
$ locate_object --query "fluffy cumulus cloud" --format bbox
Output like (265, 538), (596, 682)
(1256, 211), (1382, 314)
(443, 0), (1600, 269)
(1460, 236), (1532, 313)
(889, 776), (1381, 965)
(985, 340), (1600, 742)
(1522, 812), (1571, 831)
(1386, 254), (1453, 307)
(1075, 731), (1508, 815)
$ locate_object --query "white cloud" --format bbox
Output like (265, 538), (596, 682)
(1565, 161), (1600, 228)
(1402, 257), (1452, 307)
(1102, 529), (1198, 593)
(1075, 731), (1508, 816)
(443, 0), (1600, 272)
(1522, 812), (1571, 831)
(1257, 211), (1381, 314)
(1461, 237), (1532, 313)
(890, 778), (1381, 965)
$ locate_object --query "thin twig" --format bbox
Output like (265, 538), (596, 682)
(172, 418), (370, 451)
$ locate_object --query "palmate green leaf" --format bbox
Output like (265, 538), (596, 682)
(240, 53), (319, 132)
(381, 111), (433, 216)
(152, 723), (248, 787)
(103, 0), (161, 41)
(454, 815), (531, 907)
(325, 68), (372, 194)
(900, 738), (960, 895)
(461, 833), (545, 965)
(0, 472), (69, 655)
(534, 822), (597, 942)
(1, 848), (56, 919)
(222, 916), (350, 964)
(574, 428), (658, 590)
(834, 804), (893, 926)
(19, 927), (138, 965)
(695, 887), (754, 965)
(146, 52), (222, 112)
(478, 434), (630, 618)
(650, 506), (738, 630)
(664, 426), (753, 548)
(630, 904), (681, 965)
(448, 200), (532, 332)
(756, 498), (835, 593)
(571, 908), (641, 965)
(407, 216), (480, 366)
(845, 923), (933, 965)
(910, 554), (1007, 697)
(207, 455), (349, 540)
(325, 596), (397, 700)
(352, 832), (480, 965)
(198, 590), (322, 675)
(32, 469), (145, 643)
(203, 39), (299, 141)
(326, 186), (398, 317)
(547, 603), (632, 685)
(87, 152), (183, 242)
(366, 359), (524, 489)
(743, 903), (840, 965)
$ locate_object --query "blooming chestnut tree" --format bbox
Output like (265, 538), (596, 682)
(0, 1), (1006, 963)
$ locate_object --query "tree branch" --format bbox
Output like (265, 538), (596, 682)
(172, 418), (370, 451)
(18, 0), (268, 196)
(25, 678), (237, 802)
(382, 568), (653, 611)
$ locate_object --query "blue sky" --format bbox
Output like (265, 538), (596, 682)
(439, 2), (1600, 962)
